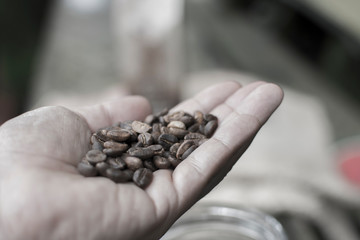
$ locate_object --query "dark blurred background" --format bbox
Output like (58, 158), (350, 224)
(2, 0), (360, 239)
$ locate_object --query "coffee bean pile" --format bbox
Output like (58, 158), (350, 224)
(77, 109), (218, 188)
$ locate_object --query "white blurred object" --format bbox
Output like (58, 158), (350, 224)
(111, 0), (185, 112)
(63, 0), (107, 13)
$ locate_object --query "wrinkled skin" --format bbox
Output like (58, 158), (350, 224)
(0, 81), (283, 240)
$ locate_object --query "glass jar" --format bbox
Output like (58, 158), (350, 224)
(161, 203), (287, 240)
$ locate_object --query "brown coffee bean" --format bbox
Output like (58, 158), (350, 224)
(198, 124), (205, 135)
(131, 121), (152, 133)
(106, 128), (131, 142)
(168, 127), (188, 139)
(96, 161), (110, 176)
(153, 155), (171, 169)
(151, 123), (162, 141)
(103, 141), (129, 156)
(128, 147), (154, 159)
(146, 144), (164, 155)
(204, 113), (218, 122)
(194, 110), (204, 124)
(169, 142), (181, 155)
(160, 126), (171, 134)
(164, 111), (185, 123)
(158, 133), (178, 150)
(93, 130), (110, 143)
(107, 157), (126, 170)
(168, 155), (182, 168)
(138, 132), (154, 146)
(179, 114), (195, 127)
(204, 119), (218, 138)
(187, 123), (200, 132)
(106, 168), (131, 183)
(184, 132), (206, 140)
(143, 160), (157, 172)
(181, 145), (197, 160)
(91, 140), (103, 151)
(167, 121), (186, 129)
(78, 159), (98, 177)
(133, 168), (153, 188)
(144, 114), (156, 125)
(86, 150), (107, 164)
(176, 140), (195, 159)
(124, 156), (143, 171)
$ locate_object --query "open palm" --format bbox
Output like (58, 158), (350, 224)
(0, 81), (283, 240)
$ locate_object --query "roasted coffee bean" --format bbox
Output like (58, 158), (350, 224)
(132, 141), (144, 148)
(107, 157), (127, 170)
(144, 114), (156, 125)
(151, 123), (162, 141)
(86, 150), (107, 164)
(133, 168), (153, 188)
(96, 161), (110, 176)
(198, 124), (205, 135)
(176, 140), (195, 159)
(158, 116), (166, 125)
(169, 142), (181, 155)
(181, 145), (197, 160)
(158, 133), (178, 150)
(91, 140), (103, 151)
(167, 121), (186, 129)
(128, 147), (154, 159)
(164, 111), (185, 123)
(187, 123), (200, 132)
(204, 120), (218, 138)
(132, 121), (152, 133)
(179, 114), (195, 127)
(123, 156), (143, 171)
(106, 168), (131, 183)
(78, 159), (98, 177)
(106, 128), (131, 142)
(143, 160), (157, 172)
(123, 169), (134, 179)
(168, 127), (188, 139)
(194, 111), (204, 124)
(119, 121), (133, 130)
(168, 155), (182, 168)
(93, 130), (110, 143)
(153, 155), (171, 169)
(160, 126), (171, 134)
(103, 141), (129, 156)
(184, 132), (206, 140)
(146, 144), (164, 155)
(204, 113), (218, 122)
(138, 133), (153, 146)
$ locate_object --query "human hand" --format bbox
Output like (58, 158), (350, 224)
(0, 81), (283, 240)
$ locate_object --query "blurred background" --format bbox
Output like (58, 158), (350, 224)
(1, 0), (360, 239)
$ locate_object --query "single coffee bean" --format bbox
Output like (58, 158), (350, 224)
(198, 124), (205, 135)
(144, 114), (156, 125)
(96, 161), (110, 176)
(168, 155), (182, 168)
(107, 157), (127, 170)
(124, 156), (143, 171)
(204, 113), (218, 122)
(169, 142), (181, 156)
(131, 121), (152, 133)
(176, 140), (195, 159)
(93, 130), (110, 143)
(92, 140), (103, 151)
(146, 144), (164, 155)
(194, 110), (204, 124)
(78, 159), (98, 177)
(106, 129), (131, 142)
(138, 132), (154, 146)
(167, 121), (186, 129)
(184, 132), (206, 140)
(153, 155), (171, 169)
(179, 114), (195, 127)
(143, 160), (158, 172)
(133, 168), (153, 188)
(86, 149), (107, 164)
(160, 126), (171, 134)
(204, 120), (218, 138)
(106, 168), (131, 183)
(181, 145), (197, 160)
(187, 123), (200, 132)
(103, 141), (129, 156)
(128, 147), (154, 159)
(164, 111), (185, 123)
(168, 127), (188, 139)
(151, 123), (162, 142)
(158, 133), (178, 150)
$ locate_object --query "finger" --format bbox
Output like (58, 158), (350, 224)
(76, 96), (152, 132)
(171, 81), (242, 114)
(173, 83), (284, 205)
